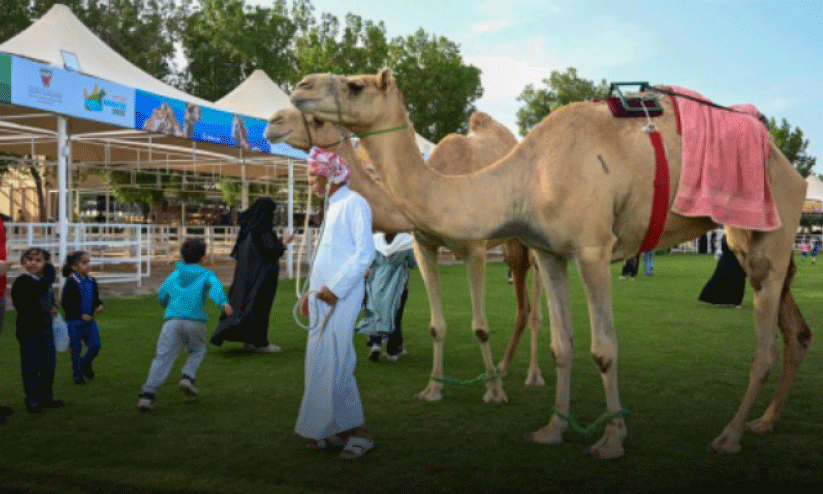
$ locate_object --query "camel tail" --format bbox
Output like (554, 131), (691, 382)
(779, 256), (812, 351)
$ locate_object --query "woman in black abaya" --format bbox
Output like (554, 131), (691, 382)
(699, 236), (746, 307)
(211, 198), (293, 351)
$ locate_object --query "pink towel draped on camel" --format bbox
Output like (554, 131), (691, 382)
(668, 86), (781, 231)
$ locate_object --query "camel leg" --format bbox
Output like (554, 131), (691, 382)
(574, 245), (627, 459)
(497, 240), (545, 386)
(526, 251), (545, 385)
(525, 252), (572, 444)
(412, 238), (446, 402)
(710, 230), (787, 453)
(748, 266), (812, 433)
(464, 242), (507, 404)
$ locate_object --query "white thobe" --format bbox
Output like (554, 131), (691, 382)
(295, 185), (375, 440)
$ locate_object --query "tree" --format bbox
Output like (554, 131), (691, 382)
(180, 0), (296, 101)
(515, 67), (608, 136)
(293, 11), (389, 77)
(767, 118), (817, 177)
(388, 29), (482, 142)
(0, 0), (31, 44)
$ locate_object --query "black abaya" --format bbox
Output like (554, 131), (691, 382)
(699, 237), (746, 306)
(211, 199), (285, 347)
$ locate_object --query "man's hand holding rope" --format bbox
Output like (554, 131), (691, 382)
(299, 286), (338, 319)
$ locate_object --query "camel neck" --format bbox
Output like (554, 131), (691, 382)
(359, 124), (530, 241)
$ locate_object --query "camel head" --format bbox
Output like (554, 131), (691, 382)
(290, 68), (408, 135)
(265, 107), (344, 151)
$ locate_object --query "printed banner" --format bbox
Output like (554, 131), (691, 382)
(0, 53), (10, 103)
(10, 56), (134, 127)
(135, 90), (305, 158)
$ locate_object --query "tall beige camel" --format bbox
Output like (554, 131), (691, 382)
(290, 69), (812, 458)
(265, 108), (545, 403)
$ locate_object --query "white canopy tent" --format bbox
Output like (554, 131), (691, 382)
(805, 175), (823, 202)
(0, 4), (307, 278)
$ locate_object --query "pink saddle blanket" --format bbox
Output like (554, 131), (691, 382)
(667, 86), (780, 231)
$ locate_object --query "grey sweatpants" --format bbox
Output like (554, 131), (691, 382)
(141, 319), (207, 395)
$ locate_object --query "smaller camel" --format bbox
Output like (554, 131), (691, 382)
(265, 108), (546, 404)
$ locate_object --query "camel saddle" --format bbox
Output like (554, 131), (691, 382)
(606, 82), (662, 118)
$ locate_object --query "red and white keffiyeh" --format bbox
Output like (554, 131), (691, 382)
(307, 146), (351, 184)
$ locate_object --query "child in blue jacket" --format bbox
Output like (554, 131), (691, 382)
(11, 248), (63, 413)
(61, 251), (104, 385)
(137, 239), (232, 411)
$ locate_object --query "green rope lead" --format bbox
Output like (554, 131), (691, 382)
(552, 408), (631, 436)
(355, 125), (410, 138)
(430, 372), (500, 387)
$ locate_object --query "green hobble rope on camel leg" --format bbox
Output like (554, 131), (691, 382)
(552, 408), (631, 436)
(430, 372), (501, 387)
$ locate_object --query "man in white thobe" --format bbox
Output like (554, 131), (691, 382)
(296, 146), (375, 460)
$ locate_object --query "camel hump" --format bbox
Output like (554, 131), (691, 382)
(469, 111), (492, 132)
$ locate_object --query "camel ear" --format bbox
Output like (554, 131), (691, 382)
(377, 68), (395, 90)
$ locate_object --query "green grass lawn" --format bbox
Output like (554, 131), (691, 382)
(1, 253), (822, 493)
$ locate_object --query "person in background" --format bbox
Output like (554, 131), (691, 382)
(296, 146), (375, 460)
(642, 251), (654, 276)
(799, 241), (810, 261)
(619, 255), (639, 280)
(0, 214), (12, 424)
(210, 198), (294, 352)
(137, 239), (232, 412)
(358, 232), (416, 362)
(61, 251), (104, 385)
(811, 240), (819, 265)
(11, 248), (63, 413)
(699, 235), (746, 308)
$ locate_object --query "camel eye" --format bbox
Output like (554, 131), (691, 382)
(311, 117), (324, 127)
(348, 82), (365, 95)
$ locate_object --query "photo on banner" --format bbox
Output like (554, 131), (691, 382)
(135, 90), (274, 154)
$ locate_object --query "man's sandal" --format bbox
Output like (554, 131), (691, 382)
(339, 436), (374, 460)
(306, 434), (346, 450)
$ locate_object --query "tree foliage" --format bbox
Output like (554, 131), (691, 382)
(767, 117), (817, 178)
(515, 67), (608, 136)
(180, 0), (296, 100)
(388, 29), (482, 142)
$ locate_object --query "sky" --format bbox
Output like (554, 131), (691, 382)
(251, 0), (823, 172)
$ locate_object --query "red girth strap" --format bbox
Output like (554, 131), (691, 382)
(638, 129), (670, 253)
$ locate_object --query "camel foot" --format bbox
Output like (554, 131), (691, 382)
(709, 426), (743, 454)
(415, 382), (443, 402)
(524, 369), (545, 386)
(496, 363), (509, 378)
(586, 419), (627, 460)
(746, 415), (775, 435)
(523, 418), (566, 444)
(483, 382), (508, 404)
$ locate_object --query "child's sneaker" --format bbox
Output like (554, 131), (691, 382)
(179, 376), (199, 396)
(368, 344), (381, 362)
(137, 393), (155, 411)
(386, 354), (399, 362)
(73, 376), (86, 385)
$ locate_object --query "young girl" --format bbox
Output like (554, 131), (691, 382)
(11, 248), (63, 413)
(61, 251), (103, 385)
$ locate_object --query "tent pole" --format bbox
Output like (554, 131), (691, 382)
(240, 150), (249, 211)
(57, 116), (68, 291)
(287, 158), (294, 279)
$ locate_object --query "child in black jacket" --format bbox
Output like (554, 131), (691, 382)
(11, 248), (63, 413)
(61, 251), (103, 385)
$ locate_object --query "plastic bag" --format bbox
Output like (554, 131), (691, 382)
(53, 313), (69, 352)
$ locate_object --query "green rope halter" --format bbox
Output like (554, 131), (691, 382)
(552, 408), (631, 436)
(429, 372), (500, 387)
(354, 125), (410, 138)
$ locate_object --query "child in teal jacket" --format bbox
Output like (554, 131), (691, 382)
(137, 239), (232, 411)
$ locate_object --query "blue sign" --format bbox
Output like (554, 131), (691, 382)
(135, 90), (305, 158)
(10, 56), (134, 127)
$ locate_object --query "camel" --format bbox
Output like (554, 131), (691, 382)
(289, 69), (812, 458)
(183, 103), (202, 139)
(142, 102), (183, 136)
(265, 108), (546, 404)
(231, 114), (249, 150)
